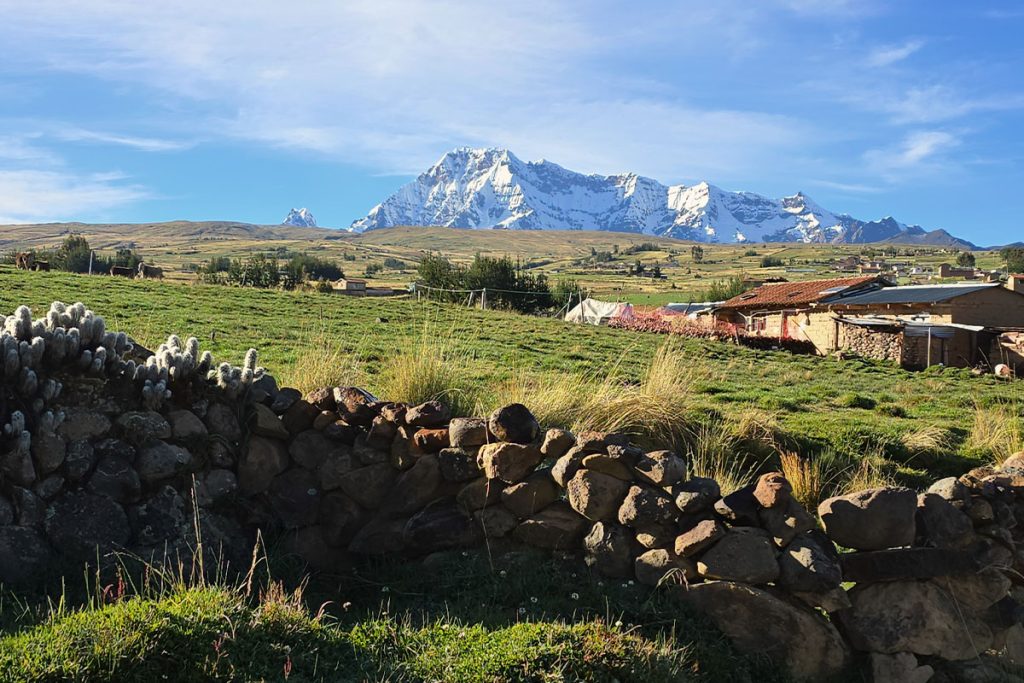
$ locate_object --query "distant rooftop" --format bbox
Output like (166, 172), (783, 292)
(716, 276), (881, 311)
(831, 283), (1003, 307)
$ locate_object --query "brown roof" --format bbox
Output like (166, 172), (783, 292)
(716, 276), (881, 311)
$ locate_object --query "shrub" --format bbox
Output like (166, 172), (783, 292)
(759, 255), (783, 268)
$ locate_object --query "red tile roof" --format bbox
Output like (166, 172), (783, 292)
(716, 276), (881, 311)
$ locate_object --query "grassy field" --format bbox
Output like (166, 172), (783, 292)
(0, 222), (1008, 305)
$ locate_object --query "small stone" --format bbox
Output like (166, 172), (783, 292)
(12, 487), (45, 526)
(818, 487), (917, 550)
(966, 497), (994, 524)
(634, 522), (678, 549)
(674, 519), (726, 557)
(488, 404), (540, 444)
(539, 428), (575, 459)
(1, 448), (35, 486)
(753, 471), (792, 509)
(584, 521), (636, 578)
(239, 435), (290, 494)
(168, 410), (207, 440)
(672, 477), (720, 514)
(581, 454), (633, 481)
(249, 403), (290, 439)
(634, 548), (696, 586)
(480, 442), (542, 483)
(634, 450), (686, 487)
(501, 469), (560, 518)
(135, 441), (192, 484)
(566, 470), (630, 521)
(116, 411), (171, 446)
(513, 501), (587, 550)
(405, 400), (451, 428)
(697, 528), (780, 584)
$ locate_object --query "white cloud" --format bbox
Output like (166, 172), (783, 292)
(0, 170), (149, 223)
(863, 130), (960, 178)
(53, 127), (190, 152)
(866, 39), (924, 67)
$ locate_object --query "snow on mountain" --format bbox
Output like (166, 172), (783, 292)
(350, 148), (965, 245)
(283, 208), (317, 227)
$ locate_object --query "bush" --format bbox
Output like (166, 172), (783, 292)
(759, 256), (783, 268)
(837, 393), (877, 410)
(416, 253), (555, 313)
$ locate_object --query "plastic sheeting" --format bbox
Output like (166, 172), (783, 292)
(565, 298), (635, 325)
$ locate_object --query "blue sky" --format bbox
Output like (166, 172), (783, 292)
(0, 0), (1021, 245)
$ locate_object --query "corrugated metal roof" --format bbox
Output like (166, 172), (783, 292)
(716, 276), (880, 311)
(829, 283), (1001, 306)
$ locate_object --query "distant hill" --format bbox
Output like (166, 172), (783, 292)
(350, 147), (976, 247)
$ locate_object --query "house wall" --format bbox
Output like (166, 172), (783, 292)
(948, 287), (1024, 327)
(837, 324), (903, 362)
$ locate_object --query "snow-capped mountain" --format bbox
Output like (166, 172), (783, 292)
(350, 148), (971, 246)
(283, 208), (317, 227)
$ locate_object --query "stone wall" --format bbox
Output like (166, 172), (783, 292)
(838, 322), (903, 363)
(3, 301), (1024, 682)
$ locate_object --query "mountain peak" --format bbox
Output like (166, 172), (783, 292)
(283, 208), (316, 227)
(349, 147), (970, 246)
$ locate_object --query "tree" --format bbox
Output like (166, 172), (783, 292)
(53, 234), (93, 273)
(1002, 248), (1024, 274)
(651, 265), (662, 279)
(760, 255), (784, 268)
(691, 245), (704, 263)
(956, 251), (976, 268)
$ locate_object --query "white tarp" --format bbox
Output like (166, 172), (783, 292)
(565, 298), (635, 325)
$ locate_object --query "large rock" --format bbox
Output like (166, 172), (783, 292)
(12, 486), (45, 526)
(239, 435), (290, 494)
(318, 446), (355, 490)
(696, 528), (780, 584)
(249, 403), (290, 439)
(713, 484), (760, 526)
(271, 387), (302, 414)
(581, 454), (633, 481)
(566, 470), (630, 522)
(1, 448), (35, 486)
(135, 441), (193, 484)
(64, 440), (97, 483)
(480, 442), (542, 483)
(199, 469), (238, 505)
(0, 526), (52, 585)
(456, 477), (503, 512)
(365, 416), (398, 450)
(818, 487), (917, 550)
(280, 399), (320, 435)
(289, 429), (333, 470)
(758, 498), (816, 547)
(551, 448), (587, 487)
(583, 522), (635, 578)
(633, 450), (686, 487)
(513, 501), (587, 550)
(678, 581), (850, 681)
(337, 463), (397, 510)
(128, 486), (186, 546)
(284, 525), (350, 572)
(501, 469), (560, 518)
(634, 549), (697, 587)
(268, 468), (321, 528)
(473, 506), (518, 538)
(348, 516), (408, 555)
(332, 387), (377, 427)
(412, 428), (450, 453)
(449, 417), (489, 449)
(752, 471), (792, 509)
(870, 652), (935, 683)
(319, 492), (366, 547)
(44, 491), (131, 560)
(405, 401), (450, 428)
(672, 477), (720, 514)
(617, 485), (678, 528)
(168, 409), (208, 441)
(839, 580), (993, 659)
(674, 519), (726, 557)
(116, 411), (171, 446)
(840, 547), (979, 583)
(86, 455), (142, 503)
(384, 454), (442, 516)
(777, 530), (842, 593)
(916, 493), (975, 549)
(58, 409), (111, 441)
(31, 433), (66, 475)
(488, 404), (540, 444)
(540, 428), (575, 460)
(438, 447), (480, 482)
(930, 568), (1010, 613)
(403, 499), (479, 552)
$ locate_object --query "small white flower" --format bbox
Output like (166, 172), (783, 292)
(628, 580), (634, 586)
(381, 586), (390, 593)
(530, 596), (538, 604)
(570, 593), (579, 600)
(614, 620), (623, 628)
(518, 607), (526, 614)
(499, 570), (507, 577)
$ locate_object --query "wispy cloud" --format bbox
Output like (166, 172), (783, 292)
(53, 127), (190, 152)
(808, 179), (885, 193)
(866, 39), (924, 67)
(863, 130), (960, 178)
(0, 170), (149, 224)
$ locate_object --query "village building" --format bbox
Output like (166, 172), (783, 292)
(711, 276), (1024, 370)
(332, 277), (367, 294)
(937, 263), (977, 280)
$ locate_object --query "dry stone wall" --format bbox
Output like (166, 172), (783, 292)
(2, 301), (1024, 682)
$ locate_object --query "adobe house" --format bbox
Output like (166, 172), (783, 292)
(332, 277), (367, 295)
(712, 277), (1024, 369)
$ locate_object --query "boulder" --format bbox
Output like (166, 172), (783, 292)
(930, 568), (1010, 613)
(617, 484), (678, 528)
(270, 387), (302, 414)
(634, 549), (697, 586)
(267, 468), (321, 528)
(916, 493), (975, 549)
(758, 498), (816, 547)
(405, 400), (451, 428)
(777, 530), (842, 593)
(449, 417), (489, 449)
(488, 404), (540, 444)
(752, 471), (792, 509)
(306, 386), (336, 412)
(337, 463), (397, 510)
(384, 454), (442, 516)
(870, 652), (935, 683)
(64, 440), (98, 483)
(551, 448), (588, 487)
(927, 476), (969, 506)
(674, 519), (726, 557)
(289, 429), (334, 470)
(412, 428), (450, 453)
(58, 409), (111, 441)
(501, 469), (560, 518)
(839, 580), (993, 659)
(318, 446), (356, 491)
(456, 477), (503, 512)
(513, 501), (587, 550)
(0, 526), (52, 585)
(86, 456), (142, 503)
(404, 499), (479, 552)
(249, 403), (290, 440)
(583, 521), (635, 577)
(168, 409), (208, 441)
(135, 441), (192, 484)
(44, 491), (131, 560)
(840, 547), (980, 583)
(32, 432), (66, 475)
(791, 586), (852, 613)
(633, 450), (686, 487)
(696, 528), (780, 584)
(474, 506), (518, 538)
(581, 454), (633, 481)
(818, 487), (917, 550)
(281, 400), (320, 435)
(116, 411), (171, 446)
(239, 435), (290, 495)
(128, 486), (186, 546)
(540, 428), (575, 460)
(348, 516), (408, 555)
(713, 484), (760, 526)
(480, 442), (542, 483)
(319, 492), (366, 547)
(438, 447), (480, 482)
(566, 470), (630, 522)
(678, 581), (850, 681)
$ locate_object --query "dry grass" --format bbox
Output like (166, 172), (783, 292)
(685, 419), (773, 495)
(968, 403), (1024, 465)
(276, 328), (365, 396)
(841, 451), (896, 494)
(900, 424), (955, 455)
(779, 451), (826, 510)
(376, 326), (479, 417)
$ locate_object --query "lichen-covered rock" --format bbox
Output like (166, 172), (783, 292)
(583, 521), (635, 578)
(271, 387), (301, 414)
(501, 469), (560, 518)
(513, 501), (587, 550)
(332, 387), (377, 427)
(696, 528), (780, 584)
(405, 401), (451, 428)
(128, 486), (186, 546)
(135, 441), (192, 484)
(818, 487), (918, 550)
(45, 491), (131, 560)
(239, 435), (289, 494)
(306, 386), (336, 412)
(365, 415), (398, 450)
(168, 409), (207, 441)
(199, 469), (238, 504)
(617, 485), (677, 529)
(58, 409), (111, 442)
(116, 411), (171, 446)
(678, 581), (850, 681)
(566, 470), (630, 522)
(634, 450), (686, 487)
(438, 447), (480, 482)
(480, 442), (542, 483)
(488, 404), (540, 444)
